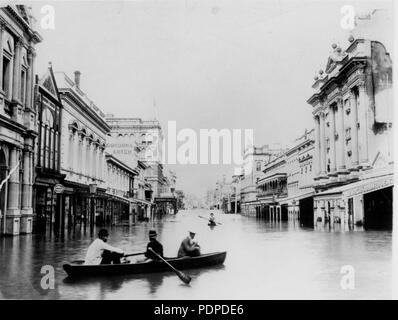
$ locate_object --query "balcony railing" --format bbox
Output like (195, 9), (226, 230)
(257, 188), (287, 198)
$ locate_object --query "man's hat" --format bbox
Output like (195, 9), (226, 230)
(189, 230), (196, 234)
(149, 229), (157, 237)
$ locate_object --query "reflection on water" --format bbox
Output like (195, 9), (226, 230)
(0, 209), (392, 299)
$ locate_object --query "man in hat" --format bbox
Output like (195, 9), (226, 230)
(84, 229), (125, 265)
(144, 229), (164, 262)
(177, 230), (201, 258)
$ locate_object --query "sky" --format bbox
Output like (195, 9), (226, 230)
(27, 0), (393, 199)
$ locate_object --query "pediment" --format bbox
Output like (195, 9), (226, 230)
(39, 65), (61, 103)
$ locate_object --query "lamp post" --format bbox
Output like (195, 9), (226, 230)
(89, 183), (97, 235)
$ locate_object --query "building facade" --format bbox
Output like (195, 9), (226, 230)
(239, 145), (284, 215)
(0, 5), (41, 235)
(279, 129), (315, 224)
(104, 153), (137, 225)
(52, 71), (109, 234)
(105, 116), (176, 216)
(256, 154), (288, 221)
(307, 13), (393, 230)
(32, 64), (66, 234)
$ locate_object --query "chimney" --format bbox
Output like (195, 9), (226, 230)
(74, 70), (81, 89)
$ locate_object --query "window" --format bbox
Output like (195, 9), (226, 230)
(345, 128), (351, 140)
(256, 162), (261, 171)
(2, 56), (11, 98)
(20, 68), (27, 104)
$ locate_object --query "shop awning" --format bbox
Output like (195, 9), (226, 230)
(278, 190), (315, 205)
(105, 193), (153, 206)
(316, 173), (393, 197)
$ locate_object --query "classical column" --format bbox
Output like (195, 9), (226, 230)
(11, 38), (23, 123)
(68, 131), (74, 171)
(21, 149), (33, 233)
(0, 21), (5, 115)
(81, 135), (86, 175)
(24, 48), (36, 131)
(329, 105), (337, 174)
(74, 132), (80, 172)
(319, 112), (327, 177)
(314, 115), (321, 178)
(93, 145), (98, 179)
(349, 91), (359, 169)
(336, 98), (346, 172)
(6, 147), (21, 234)
(357, 81), (369, 167)
(26, 48), (34, 110)
(12, 38), (22, 101)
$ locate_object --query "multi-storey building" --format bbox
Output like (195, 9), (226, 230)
(32, 64), (65, 234)
(52, 70), (109, 234)
(239, 145), (284, 215)
(0, 5), (41, 235)
(105, 116), (176, 215)
(256, 153), (288, 221)
(104, 153), (137, 225)
(279, 129), (315, 224)
(307, 10), (393, 230)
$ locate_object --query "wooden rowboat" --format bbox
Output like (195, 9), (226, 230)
(63, 251), (227, 277)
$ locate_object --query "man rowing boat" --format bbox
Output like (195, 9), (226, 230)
(177, 230), (201, 257)
(144, 229), (164, 261)
(84, 229), (124, 265)
(208, 212), (216, 226)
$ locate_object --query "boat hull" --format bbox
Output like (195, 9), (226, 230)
(63, 251), (227, 277)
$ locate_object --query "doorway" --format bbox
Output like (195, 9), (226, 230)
(363, 187), (393, 230)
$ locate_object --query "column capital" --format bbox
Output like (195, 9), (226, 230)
(336, 97), (343, 107)
(15, 37), (25, 48)
(27, 47), (36, 59)
(357, 80), (366, 90)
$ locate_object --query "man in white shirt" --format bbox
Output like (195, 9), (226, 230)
(84, 229), (125, 265)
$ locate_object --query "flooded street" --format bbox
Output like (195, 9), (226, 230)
(0, 209), (392, 300)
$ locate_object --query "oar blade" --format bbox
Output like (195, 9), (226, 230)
(177, 271), (191, 284)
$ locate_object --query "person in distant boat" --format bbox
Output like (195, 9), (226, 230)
(144, 229), (164, 262)
(177, 230), (201, 257)
(84, 229), (124, 265)
(209, 212), (216, 225)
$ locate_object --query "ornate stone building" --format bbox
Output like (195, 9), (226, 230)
(32, 63), (65, 234)
(239, 145), (283, 215)
(104, 153), (137, 225)
(0, 5), (41, 235)
(105, 116), (176, 216)
(256, 153), (288, 221)
(279, 129), (315, 224)
(52, 71), (109, 234)
(307, 12), (393, 230)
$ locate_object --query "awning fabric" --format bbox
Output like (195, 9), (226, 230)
(316, 173), (393, 197)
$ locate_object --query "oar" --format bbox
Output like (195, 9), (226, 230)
(124, 251), (146, 258)
(70, 251), (145, 264)
(148, 248), (191, 284)
(198, 215), (222, 225)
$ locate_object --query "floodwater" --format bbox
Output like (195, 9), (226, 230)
(0, 209), (393, 299)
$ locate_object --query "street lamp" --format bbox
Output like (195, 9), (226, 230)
(89, 184), (97, 234)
